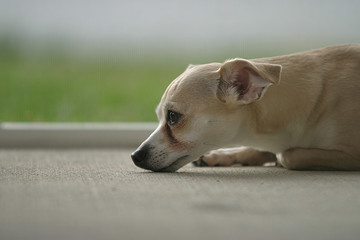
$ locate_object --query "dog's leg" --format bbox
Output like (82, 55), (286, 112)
(193, 147), (277, 167)
(277, 148), (360, 170)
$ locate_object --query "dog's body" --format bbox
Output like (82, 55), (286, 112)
(132, 44), (360, 172)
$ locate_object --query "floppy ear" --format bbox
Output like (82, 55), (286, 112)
(217, 59), (282, 104)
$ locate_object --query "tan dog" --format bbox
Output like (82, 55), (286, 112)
(131, 44), (360, 172)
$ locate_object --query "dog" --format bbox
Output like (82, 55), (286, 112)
(131, 44), (360, 172)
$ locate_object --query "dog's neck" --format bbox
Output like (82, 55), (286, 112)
(228, 85), (308, 153)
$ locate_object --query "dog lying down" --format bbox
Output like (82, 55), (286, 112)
(131, 44), (360, 172)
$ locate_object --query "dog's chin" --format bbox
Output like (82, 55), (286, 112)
(155, 155), (190, 173)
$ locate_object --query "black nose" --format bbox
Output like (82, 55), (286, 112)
(131, 147), (149, 164)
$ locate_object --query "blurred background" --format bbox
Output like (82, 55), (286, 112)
(1, 0), (359, 122)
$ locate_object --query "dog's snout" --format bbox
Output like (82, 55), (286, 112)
(131, 147), (149, 164)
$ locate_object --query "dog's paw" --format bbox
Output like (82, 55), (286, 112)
(276, 151), (296, 169)
(276, 153), (286, 168)
(192, 149), (237, 167)
(192, 156), (211, 167)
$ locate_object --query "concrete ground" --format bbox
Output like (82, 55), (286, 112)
(1, 149), (360, 240)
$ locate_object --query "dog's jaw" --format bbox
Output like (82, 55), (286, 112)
(157, 155), (190, 172)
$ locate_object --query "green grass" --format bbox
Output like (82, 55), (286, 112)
(0, 42), (294, 122)
(0, 55), (185, 122)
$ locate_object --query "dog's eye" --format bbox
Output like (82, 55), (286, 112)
(167, 110), (182, 126)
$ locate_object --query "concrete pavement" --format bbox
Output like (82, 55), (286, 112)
(1, 149), (359, 240)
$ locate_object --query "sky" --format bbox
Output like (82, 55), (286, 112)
(1, 0), (359, 56)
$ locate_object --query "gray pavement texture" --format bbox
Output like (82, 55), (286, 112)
(1, 149), (360, 240)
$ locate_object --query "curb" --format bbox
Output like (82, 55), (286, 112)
(0, 122), (157, 148)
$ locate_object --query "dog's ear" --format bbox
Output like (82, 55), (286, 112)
(186, 64), (196, 70)
(217, 59), (282, 104)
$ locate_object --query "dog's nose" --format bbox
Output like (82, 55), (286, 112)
(131, 148), (148, 164)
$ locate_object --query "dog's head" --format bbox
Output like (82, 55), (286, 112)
(131, 59), (281, 172)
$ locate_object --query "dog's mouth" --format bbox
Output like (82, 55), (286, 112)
(156, 155), (190, 172)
